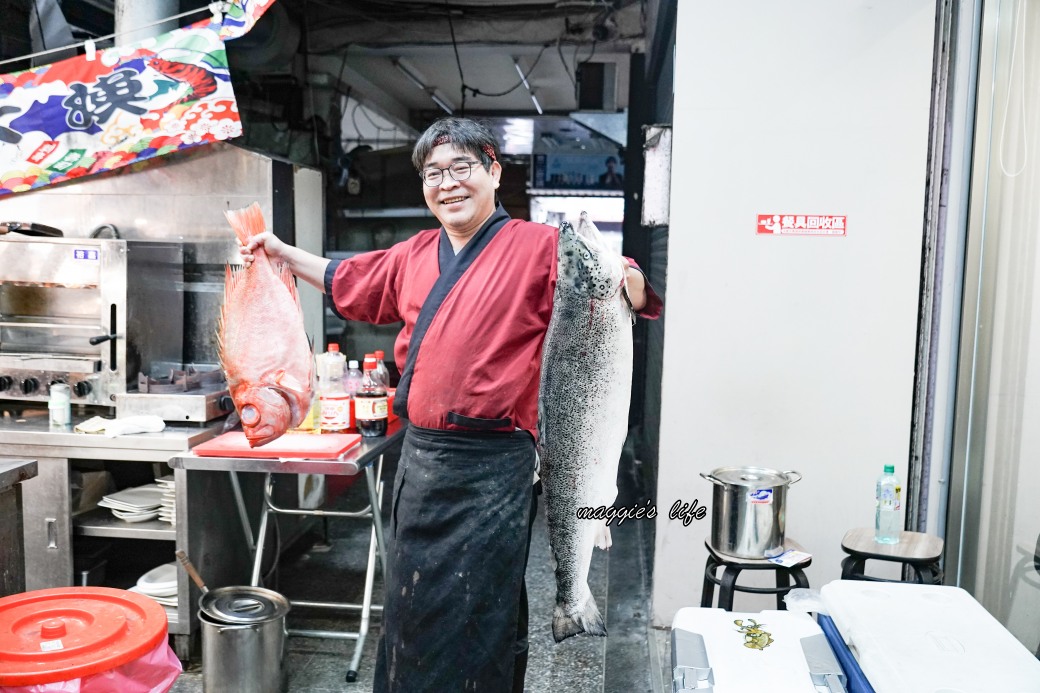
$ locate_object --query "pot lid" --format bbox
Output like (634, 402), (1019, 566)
(0, 587), (168, 687)
(708, 466), (793, 487)
(200, 586), (289, 624)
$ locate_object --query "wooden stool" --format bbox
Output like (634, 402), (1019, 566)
(840, 528), (943, 584)
(700, 539), (811, 611)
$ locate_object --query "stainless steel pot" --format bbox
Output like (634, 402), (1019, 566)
(700, 467), (802, 559)
(199, 586), (290, 693)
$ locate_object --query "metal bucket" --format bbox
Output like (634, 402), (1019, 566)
(700, 467), (802, 559)
(199, 586), (290, 693)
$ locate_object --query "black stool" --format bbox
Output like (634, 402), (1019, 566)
(839, 528), (943, 584)
(700, 539), (811, 611)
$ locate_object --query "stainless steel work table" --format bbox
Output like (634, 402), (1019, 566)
(169, 418), (406, 682)
(0, 458), (38, 597)
(0, 408), (225, 658)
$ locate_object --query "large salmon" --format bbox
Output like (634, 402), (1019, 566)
(220, 202), (314, 447)
(539, 213), (634, 642)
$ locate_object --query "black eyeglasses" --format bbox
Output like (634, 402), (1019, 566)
(421, 160), (480, 187)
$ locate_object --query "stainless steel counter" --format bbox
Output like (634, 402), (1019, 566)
(0, 409), (222, 462)
(0, 406), (227, 658)
(169, 418), (406, 475)
(0, 458), (38, 491)
(0, 458), (37, 597)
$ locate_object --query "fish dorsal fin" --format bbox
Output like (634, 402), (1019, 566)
(277, 261), (301, 307)
(218, 264), (245, 365)
(223, 202), (266, 246)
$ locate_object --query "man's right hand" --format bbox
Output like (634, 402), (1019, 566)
(239, 231), (287, 268)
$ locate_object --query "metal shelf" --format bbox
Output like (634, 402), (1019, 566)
(73, 507), (175, 540)
(526, 188), (624, 197)
(337, 207), (434, 219)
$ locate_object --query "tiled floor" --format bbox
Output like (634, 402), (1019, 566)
(170, 452), (669, 693)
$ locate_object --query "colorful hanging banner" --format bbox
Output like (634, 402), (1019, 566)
(220, 0), (278, 41)
(0, 0), (276, 196)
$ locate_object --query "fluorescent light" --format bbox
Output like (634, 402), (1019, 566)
(393, 58), (427, 91)
(529, 91), (543, 115)
(513, 58), (531, 90)
(429, 92), (454, 114)
(393, 57), (453, 114)
(514, 57), (542, 115)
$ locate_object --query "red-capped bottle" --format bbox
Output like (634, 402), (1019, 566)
(373, 349), (390, 388)
(355, 355), (388, 437)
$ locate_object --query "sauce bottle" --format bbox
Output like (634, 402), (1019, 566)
(355, 355), (388, 437)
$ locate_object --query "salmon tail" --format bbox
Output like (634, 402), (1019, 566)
(595, 523), (612, 550)
(224, 202), (266, 246)
(552, 596), (606, 642)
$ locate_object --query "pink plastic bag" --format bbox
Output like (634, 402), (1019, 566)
(0, 639), (181, 693)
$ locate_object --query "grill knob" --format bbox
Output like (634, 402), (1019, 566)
(73, 381), (92, 398)
(0, 376), (12, 391)
(218, 395), (234, 411)
(20, 377), (39, 395)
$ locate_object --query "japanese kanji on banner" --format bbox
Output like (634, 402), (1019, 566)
(0, 0), (276, 196)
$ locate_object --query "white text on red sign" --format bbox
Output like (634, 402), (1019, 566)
(757, 214), (847, 236)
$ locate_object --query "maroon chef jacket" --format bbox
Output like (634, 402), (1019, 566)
(324, 218), (662, 438)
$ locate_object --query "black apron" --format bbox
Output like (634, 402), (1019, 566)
(373, 427), (536, 692)
(373, 206), (537, 691)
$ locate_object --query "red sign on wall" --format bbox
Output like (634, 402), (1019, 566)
(757, 214), (847, 236)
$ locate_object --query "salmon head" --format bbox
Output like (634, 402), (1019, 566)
(558, 214), (625, 301)
(234, 385), (298, 447)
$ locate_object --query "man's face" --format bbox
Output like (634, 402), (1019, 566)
(422, 143), (501, 237)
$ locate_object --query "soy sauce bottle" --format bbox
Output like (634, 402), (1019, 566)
(355, 355), (388, 437)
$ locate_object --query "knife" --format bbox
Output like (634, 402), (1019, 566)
(0, 221), (64, 237)
(800, 633), (848, 692)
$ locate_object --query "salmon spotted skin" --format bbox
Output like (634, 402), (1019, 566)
(538, 213), (634, 642)
(220, 202), (314, 447)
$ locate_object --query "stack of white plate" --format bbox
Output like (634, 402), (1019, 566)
(156, 476), (176, 526)
(129, 562), (178, 619)
(97, 483), (165, 522)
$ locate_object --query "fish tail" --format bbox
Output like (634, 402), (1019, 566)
(595, 524), (612, 550)
(224, 202), (266, 247)
(552, 596), (607, 642)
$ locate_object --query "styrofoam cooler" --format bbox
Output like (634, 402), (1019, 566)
(671, 607), (839, 692)
(820, 580), (1040, 693)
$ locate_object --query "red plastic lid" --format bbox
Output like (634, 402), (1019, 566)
(328, 343), (340, 352)
(0, 587), (168, 686)
(375, 350), (385, 359)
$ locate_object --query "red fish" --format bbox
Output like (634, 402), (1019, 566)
(220, 203), (314, 447)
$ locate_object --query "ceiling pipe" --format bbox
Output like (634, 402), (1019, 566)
(114, 0), (177, 46)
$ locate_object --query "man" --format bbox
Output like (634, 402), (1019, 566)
(240, 117), (661, 691)
(599, 155), (624, 188)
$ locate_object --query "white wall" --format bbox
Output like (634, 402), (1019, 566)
(652, 1), (936, 625)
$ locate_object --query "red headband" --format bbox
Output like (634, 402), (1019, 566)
(432, 134), (496, 162)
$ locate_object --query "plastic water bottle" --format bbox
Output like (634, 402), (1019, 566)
(875, 465), (902, 544)
(344, 360), (363, 397)
(318, 344), (349, 434)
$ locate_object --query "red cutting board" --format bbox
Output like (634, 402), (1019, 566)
(193, 431), (362, 459)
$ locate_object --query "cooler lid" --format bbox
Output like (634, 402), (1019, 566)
(199, 585), (290, 625)
(708, 466), (792, 487)
(0, 587), (168, 686)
